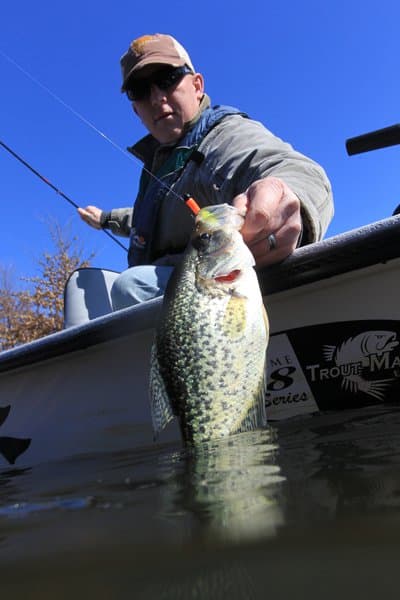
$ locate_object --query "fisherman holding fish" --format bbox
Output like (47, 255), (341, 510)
(79, 33), (333, 310)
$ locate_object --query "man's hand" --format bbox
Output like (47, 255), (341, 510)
(233, 177), (302, 267)
(78, 205), (103, 230)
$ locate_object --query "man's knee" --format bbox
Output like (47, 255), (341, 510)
(111, 269), (140, 309)
(110, 266), (173, 310)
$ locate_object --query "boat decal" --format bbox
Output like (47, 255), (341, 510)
(266, 321), (400, 419)
(265, 333), (319, 420)
(0, 405), (31, 465)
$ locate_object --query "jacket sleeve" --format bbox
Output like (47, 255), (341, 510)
(101, 207), (133, 238)
(192, 115), (334, 243)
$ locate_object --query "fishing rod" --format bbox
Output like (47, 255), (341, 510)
(346, 124), (400, 156)
(0, 48), (201, 244)
(0, 139), (128, 252)
(0, 137), (199, 229)
(0, 48), (193, 201)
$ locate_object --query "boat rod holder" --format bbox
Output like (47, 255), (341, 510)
(346, 124), (400, 155)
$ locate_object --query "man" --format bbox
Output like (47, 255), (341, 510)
(79, 33), (333, 310)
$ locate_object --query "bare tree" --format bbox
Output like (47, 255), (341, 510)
(0, 219), (95, 351)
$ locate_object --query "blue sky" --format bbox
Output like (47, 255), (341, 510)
(1, 0), (399, 281)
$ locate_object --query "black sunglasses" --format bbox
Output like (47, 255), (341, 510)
(125, 65), (193, 102)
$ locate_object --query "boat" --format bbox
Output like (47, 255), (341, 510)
(0, 126), (399, 469)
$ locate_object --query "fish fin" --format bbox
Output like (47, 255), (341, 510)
(323, 345), (336, 361)
(364, 379), (395, 401)
(149, 344), (175, 439)
(234, 372), (268, 434)
(342, 376), (394, 401)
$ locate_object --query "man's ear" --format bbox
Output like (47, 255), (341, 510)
(193, 73), (205, 97)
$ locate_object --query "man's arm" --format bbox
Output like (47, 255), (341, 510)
(190, 115), (333, 265)
(78, 206), (133, 237)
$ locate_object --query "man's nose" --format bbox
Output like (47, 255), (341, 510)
(149, 84), (167, 104)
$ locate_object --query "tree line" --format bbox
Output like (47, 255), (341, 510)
(0, 220), (95, 351)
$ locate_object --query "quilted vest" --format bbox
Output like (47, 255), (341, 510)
(128, 105), (246, 267)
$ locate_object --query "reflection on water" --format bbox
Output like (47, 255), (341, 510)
(1, 406), (400, 597)
(276, 405), (400, 524)
(159, 430), (285, 543)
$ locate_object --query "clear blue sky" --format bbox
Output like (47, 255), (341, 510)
(1, 0), (400, 281)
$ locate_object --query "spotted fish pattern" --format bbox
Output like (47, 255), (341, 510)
(150, 204), (269, 445)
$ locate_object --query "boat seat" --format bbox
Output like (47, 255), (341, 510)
(63, 267), (120, 329)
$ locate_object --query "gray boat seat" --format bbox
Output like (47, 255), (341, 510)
(63, 267), (120, 328)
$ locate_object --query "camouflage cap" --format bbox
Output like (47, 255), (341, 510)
(120, 34), (195, 91)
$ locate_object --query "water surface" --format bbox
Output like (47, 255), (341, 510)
(1, 405), (400, 598)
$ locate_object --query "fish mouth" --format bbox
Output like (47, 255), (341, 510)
(378, 334), (398, 353)
(213, 269), (241, 283)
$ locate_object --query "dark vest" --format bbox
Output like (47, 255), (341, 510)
(128, 105), (246, 267)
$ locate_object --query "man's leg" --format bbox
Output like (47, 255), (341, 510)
(110, 265), (174, 310)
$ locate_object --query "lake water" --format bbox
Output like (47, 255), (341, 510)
(1, 404), (400, 598)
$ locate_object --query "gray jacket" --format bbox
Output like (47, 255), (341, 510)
(103, 113), (333, 266)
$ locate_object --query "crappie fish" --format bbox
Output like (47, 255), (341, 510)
(150, 203), (269, 445)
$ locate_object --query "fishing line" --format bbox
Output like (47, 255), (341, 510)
(0, 139), (129, 252)
(0, 48), (190, 205)
(0, 47), (201, 259)
(0, 48), (129, 159)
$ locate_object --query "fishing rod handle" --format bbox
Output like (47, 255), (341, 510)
(346, 124), (400, 155)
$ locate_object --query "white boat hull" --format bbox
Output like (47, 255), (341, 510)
(1, 215), (400, 469)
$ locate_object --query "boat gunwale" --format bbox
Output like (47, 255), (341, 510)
(0, 296), (163, 374)
(1, 214), (400, 374)
(260, 214), (400, 294)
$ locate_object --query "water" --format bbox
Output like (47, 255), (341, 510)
(1, 405), (400, 598)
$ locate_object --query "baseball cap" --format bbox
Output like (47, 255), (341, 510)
(120, 34), (195, 91)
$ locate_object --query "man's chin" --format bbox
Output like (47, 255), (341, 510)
(153, 124), (183, 144)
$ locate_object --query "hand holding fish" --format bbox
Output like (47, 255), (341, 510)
(233, 177), (302, 267)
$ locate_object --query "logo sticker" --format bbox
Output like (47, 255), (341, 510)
(266, 321), (400, 419)
(131, 35), (156, 55)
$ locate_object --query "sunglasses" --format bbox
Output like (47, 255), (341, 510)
(125, 65), (193, 102)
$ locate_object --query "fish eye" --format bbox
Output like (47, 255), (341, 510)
(192, 231), (212, 252)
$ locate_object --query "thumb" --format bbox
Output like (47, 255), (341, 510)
(232, 192), (248, 214)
